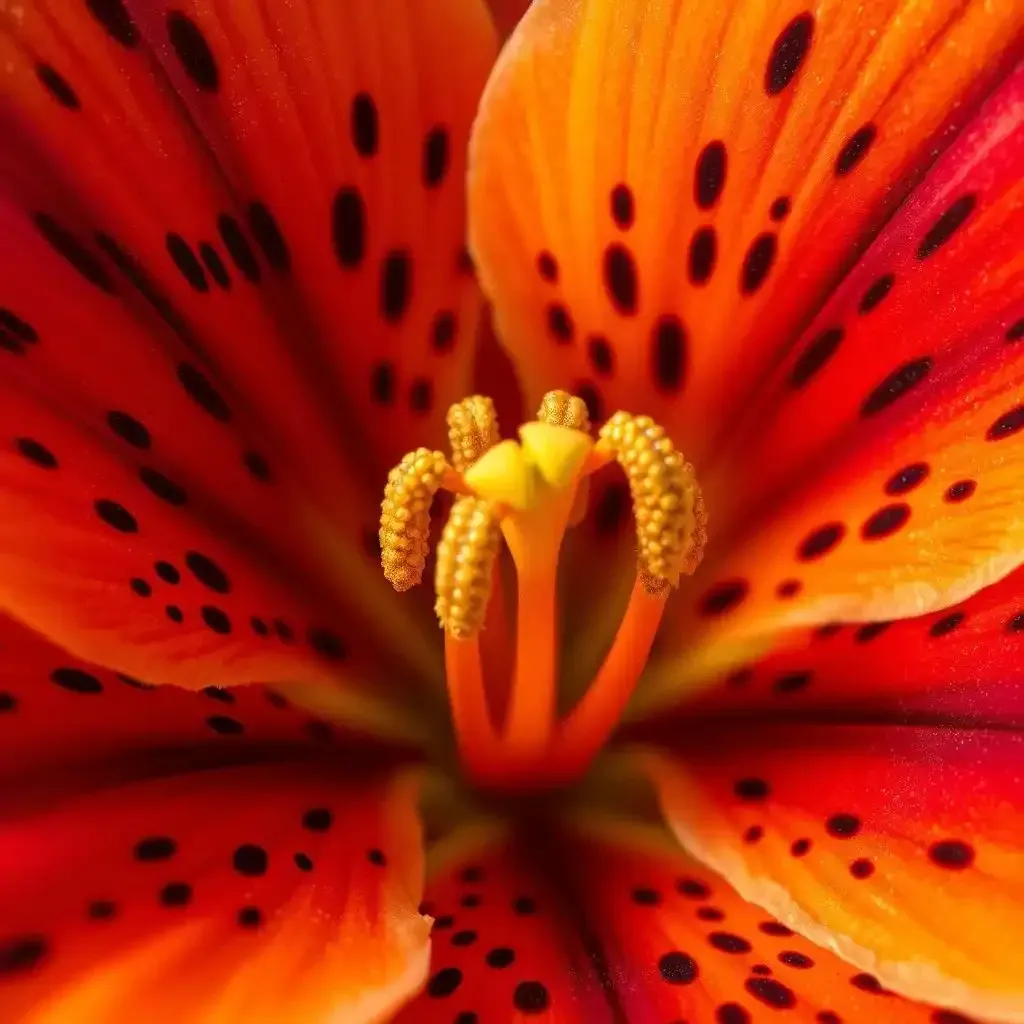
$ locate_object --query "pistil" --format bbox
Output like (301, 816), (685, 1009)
(379, 391), (706, 792)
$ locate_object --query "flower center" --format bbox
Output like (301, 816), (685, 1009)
(379, 391), (706, 793)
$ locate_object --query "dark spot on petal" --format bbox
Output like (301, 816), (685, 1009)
(451, 929), (477, 947)
(987, 406), (1024, 441)
(631, 887), (661, 906)
(743, 825), (764, 844)
(177, 362), (232, 422)
(274, 619), (295, 642)
(775, 579), (802, 599)
(200, 606), (231, 635)
(734, 777), (769, 801)
(677, 878), (711, 900)
(423, 126), (449, 187)
(166, 10), (218, 91)
(140, 467), (188, 506)
(859, 273), (894, 314)
(745, 976), (796, 1008)
(351, 93), (378, 157)
(695, 141), (727, 210)
(135, 836), (176, 861)
(774, 670), (811, 693)
(929, 611), (964, 638)
(200, 243), (230, 289)
(885, 462), (928, 496)
(16, 438), (57, 469)
(700, 579), (748, 616)
(303, 808), (333, 832)
(855, 621), (892, 643)
(237, 906), (263, 928)
(917, 195), (976, 260)
(826, 813), (861, 838)
(835, 123), (877, 176)
(427, 966), (463, 998)
(850, 858), (875, 879)
(206, 714), (242, 734)
(380, 250), (412, 322)
(202, 686), (234, 703)
(698, 906), (726, 921)
(537, 251), (558, 282)
(294, 852), (314, 871)
(512, 896), (536, 915)
(130, 578), (152, 597)
(95, 499), (138, 533)
(928, 839), (974, 870)
(106, 411), (150, 449)
(217, 214), (261, 282)
(248, 202), (289, 272)
(0, 692), (17, 713)
(0, 309), (38, 343)
(740, 233), (777, 294)
(688, 226), (717, 286)
(87, 899), (118, 920)
(86, 0), (139, 47)
(34, 213), (115, 293)
(652, 314), (686, 392)
(790, 327), (843, 387)
(159, 881), (192, 907)
(945, 479), (976, 503)
(233, 844), (268, 876)
(717, 1004), (751, 1024)
(185, 551), (230, 594)
(431, 311), (457, 352)
(155, 561), (180, 584)
(166, 233), (208, 292)
(769, 196), (791, 221)
(1006, 318), (1024, 342)
(165, 605), (184, 623)
(332, 188), (366, 268)
(850, 973), (886, 994)
(765, 13), (814, 96)
(486, 947), (516, 969)
(308, 627), (346, 661)
(243, 450), (272, 482)
(37, 64), (81, 110)
(658, 952), (699, 985)
(861, 503), (910, 540)
(370, 361), (397, 405)
(759, 922), (794, 937)
(409, 377), (433, 414)
(0, 936), (47, 975)
(588, 334), (614, 376)
(798, 522), (844, 560)
(708, 932), (751, 954)
(546, 303), (574, 343)
(861, 358), (932, 416)
(610, 184), (635, 229)
(790, 838), (811, 857)
(780, 951), (815, 968)
(603, 244), (638, 315)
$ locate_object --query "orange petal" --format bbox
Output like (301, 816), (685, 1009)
(468, 0), (1023, 460)
(0, 618), (429, 1023)
(565, 818), (954, 1024)
(0, 0), (496, 691)
(648, 560), (1024, 717)
(643, 716), (1024, 1022)
(642, 60), (1024, 697)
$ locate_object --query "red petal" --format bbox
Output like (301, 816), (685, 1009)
(0, 0), (497, 702)
(0, 618), (428, 1022)
(645, 717), (1024, 1021)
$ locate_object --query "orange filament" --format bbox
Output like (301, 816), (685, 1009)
(380, 393), (706, 792)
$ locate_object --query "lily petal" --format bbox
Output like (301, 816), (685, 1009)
(644, 717), (1024, 1023)
(0, 0), (497, 695)
(649, 59), (1024, 688)
(0, 615), (429, 1023)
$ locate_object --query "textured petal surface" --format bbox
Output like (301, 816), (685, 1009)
(648, 60), (1024, 688)
(0, 0), (496, 702)
(653, 561), (1024, 717)
(0, 617), (429, 1023)
(644, 718), (1024, 1023)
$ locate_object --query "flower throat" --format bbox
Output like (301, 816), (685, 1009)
(379, 391), (706, 793)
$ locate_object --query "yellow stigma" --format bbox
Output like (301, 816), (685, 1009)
(378, 447), (449, 592)
(434, 496), (502, 640)
(447, 395), (499, 472)
(537, 389), (591, 431)
(378, 391), (707, 792)
(597, 412), (707, 591)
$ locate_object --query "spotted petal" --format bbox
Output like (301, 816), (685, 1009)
(643, 712), (1024, 1023)
(0, 0), (496, 702)
(0, 615), (429, 1023)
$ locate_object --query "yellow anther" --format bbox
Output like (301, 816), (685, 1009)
(379, 447), (448, 592)
(447, 395), (500, 472)
(464, 439), (536, 510)
(598, 412), (706, 589)
(537, 390), (591, 432)
(435, 496), (502, 639)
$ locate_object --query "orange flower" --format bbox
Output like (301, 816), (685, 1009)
(0, 0), (1022, 1021)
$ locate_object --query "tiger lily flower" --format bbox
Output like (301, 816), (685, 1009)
(1, 0), (1023, 1021)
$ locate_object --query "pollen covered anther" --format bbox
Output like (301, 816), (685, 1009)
(379, 447), (449, 592)
(435, 495), (502, 639)
(598, 412), (707, 589)
(447, 395), (500, 472)
(537, 389), (592, 432)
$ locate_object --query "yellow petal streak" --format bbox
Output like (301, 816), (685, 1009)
(378, 392), (707, 790)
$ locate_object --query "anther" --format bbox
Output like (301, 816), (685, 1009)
(448, 395), (500, 472)
(537, 389), (591, 432)
(379, 447), (449, 591)
(435, 496), (502, 639)
(597, 412), (706, 587)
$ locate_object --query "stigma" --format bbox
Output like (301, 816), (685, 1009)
(379, 391), (706, 792)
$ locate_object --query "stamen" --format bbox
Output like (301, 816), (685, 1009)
(537, 389), (591, 431)
(378, 392), (707, 793)
(597, 412), (707, 587)
(379, 447), (449, 591)
(447, 395), (500, 471)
